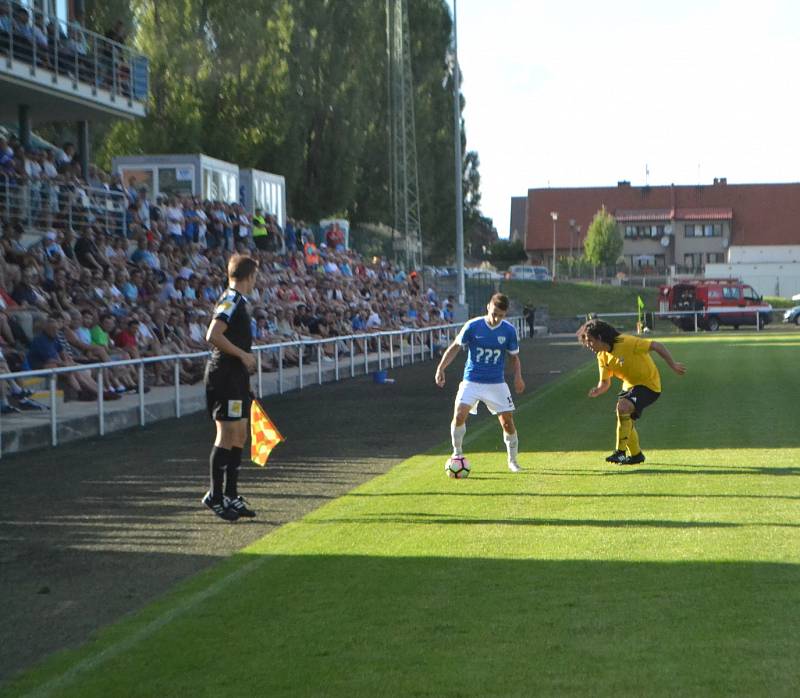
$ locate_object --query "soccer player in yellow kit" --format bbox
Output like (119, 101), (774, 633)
(578, 319), (686, 464)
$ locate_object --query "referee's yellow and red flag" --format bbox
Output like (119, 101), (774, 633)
(250, 399), (285, 466)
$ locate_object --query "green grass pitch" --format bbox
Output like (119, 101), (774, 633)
(6, 333), (800, 697)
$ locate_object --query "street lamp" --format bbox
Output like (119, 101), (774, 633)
(550, 211), (558, 279)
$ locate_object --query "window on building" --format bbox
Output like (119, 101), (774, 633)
(706, 252), (724, 263)
(158, 167), (194, 198)
(120, 168), (154, 196)
(684, 253), (696, 269)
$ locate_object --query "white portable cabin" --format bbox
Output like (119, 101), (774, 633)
(113, 154), (240, 203)
(239, 168), (286, 228)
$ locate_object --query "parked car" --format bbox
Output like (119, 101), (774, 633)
(783, 305), (800, 325)
(659, 279), (773, 331)
(508, 264), (552, 281)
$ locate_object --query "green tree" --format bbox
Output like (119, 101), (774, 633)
(489, 239), (527, 270)
(90, 0), (491, 265)
(583, 207), (623, 274)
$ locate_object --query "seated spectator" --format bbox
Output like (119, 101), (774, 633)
(12, 266), (50, 312)
(28, 315), (101, 400)
(74, 228), (106, 270)
(113, 318), (140, 359)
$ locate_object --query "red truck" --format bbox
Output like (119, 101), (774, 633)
(659, 279), (773, 331)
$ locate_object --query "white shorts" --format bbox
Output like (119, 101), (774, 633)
(455, 380), (515, 416)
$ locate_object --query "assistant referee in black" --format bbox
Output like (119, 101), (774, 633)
(202, 254), (259, 521)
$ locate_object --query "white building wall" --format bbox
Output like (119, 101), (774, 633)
(705, 263), (800, 298)
(728, 245), (800, 264)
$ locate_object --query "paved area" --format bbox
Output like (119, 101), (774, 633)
(0, 338), (588, 683)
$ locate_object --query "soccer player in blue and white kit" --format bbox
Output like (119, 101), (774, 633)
(435, 293), (526, 472)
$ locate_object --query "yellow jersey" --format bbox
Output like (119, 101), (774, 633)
(597, 335), (661, 392)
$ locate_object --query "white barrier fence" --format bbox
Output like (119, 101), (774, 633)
(0, 317), (526, 457)
(580, 306), (775, 332)
(0, 174), (128, 238)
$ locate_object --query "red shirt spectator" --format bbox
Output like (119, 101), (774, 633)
(114, 321), (139, 350)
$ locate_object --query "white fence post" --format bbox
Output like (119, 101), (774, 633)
(50, 373), (58, 446)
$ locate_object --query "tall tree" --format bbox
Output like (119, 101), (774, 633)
(92, 0), (490, 263)
(583, 207), (623, 272)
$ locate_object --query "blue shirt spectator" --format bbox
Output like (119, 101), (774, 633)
(28, 329), (64, 369)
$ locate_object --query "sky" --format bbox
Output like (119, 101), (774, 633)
(445, 0), (800, 237)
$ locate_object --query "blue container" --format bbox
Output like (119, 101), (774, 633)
(373, 370), (388, 384)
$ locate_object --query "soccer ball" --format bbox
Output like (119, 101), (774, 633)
(445, 455), (471, 479)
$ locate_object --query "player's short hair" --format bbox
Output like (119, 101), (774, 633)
(489, 293), (509, 311)
(228, 254), (259, 281)
(577, 319), (620, 347)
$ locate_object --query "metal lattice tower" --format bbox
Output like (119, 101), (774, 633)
(386, 0), (422, 269)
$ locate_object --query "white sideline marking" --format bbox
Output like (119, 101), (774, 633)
(21, 556), (267, 698)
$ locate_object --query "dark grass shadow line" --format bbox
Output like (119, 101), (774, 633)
(602, 467), (800, 477)
(305, 514), (758, 529)
(533, 466), (800, 477)
(347, 492), (800, 501)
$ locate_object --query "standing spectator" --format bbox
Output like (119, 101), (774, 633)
(165, 197), (185, 246)
(252, 209), (269, 251)
(135, 187), (150, 228)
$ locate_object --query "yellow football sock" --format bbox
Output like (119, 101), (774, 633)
(627, 423), (641, 456)
(616, 414), (633, 452)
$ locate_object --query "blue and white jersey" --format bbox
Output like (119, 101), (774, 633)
(456, 317), (519, 384)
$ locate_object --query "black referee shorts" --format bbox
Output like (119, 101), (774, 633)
(617, 385), (660, 420)
(205, 362), (251, 422)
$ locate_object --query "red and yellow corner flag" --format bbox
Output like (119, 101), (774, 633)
(250, 399), (285, 466)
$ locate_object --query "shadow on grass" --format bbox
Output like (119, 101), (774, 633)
(306, 512), (800, 529)
(349, 491), (800, 501)
(604, 466), (800, 477)
(7, 555), (800, 697)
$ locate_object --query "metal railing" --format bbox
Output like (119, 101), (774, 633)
(0, 173), (128, 237)
(0, 317), (527, 456)
(0, 0), (149, 103)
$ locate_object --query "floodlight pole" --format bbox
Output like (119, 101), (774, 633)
(453, 0), (466, 312)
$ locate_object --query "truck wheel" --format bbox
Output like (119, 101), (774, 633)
(707, 317), (720, 332)
(795, 316), (800, 326)
(733, 325), (739, 330)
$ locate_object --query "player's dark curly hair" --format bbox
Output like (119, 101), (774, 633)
(577, 319), (620, 347)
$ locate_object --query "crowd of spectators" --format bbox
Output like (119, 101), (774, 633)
(0, 138), (456, 414)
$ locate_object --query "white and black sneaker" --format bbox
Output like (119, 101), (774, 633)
(225, 495), (256, 518)
(507, 461), (523, 473)
(202, 492), (239, 522)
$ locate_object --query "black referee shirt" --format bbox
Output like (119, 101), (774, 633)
(208, 288), (252, 370)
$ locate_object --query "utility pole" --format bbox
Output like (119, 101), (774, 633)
(452, 0), (467, 319)
(387, 0), (422, 271)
